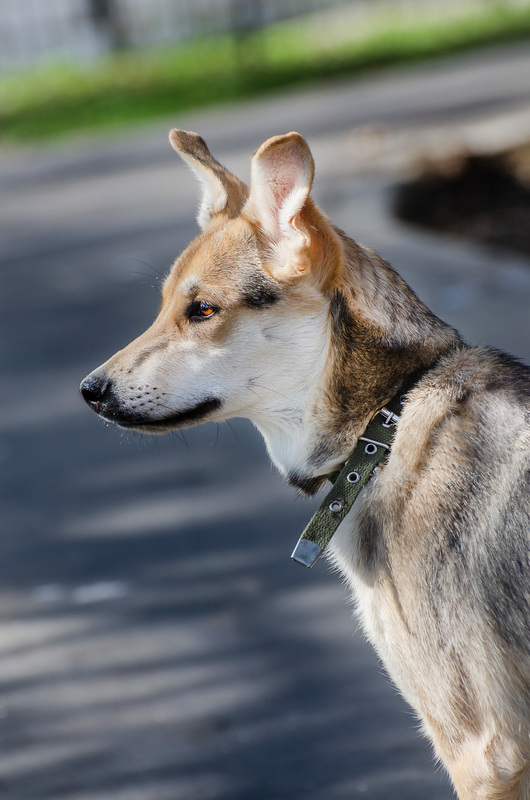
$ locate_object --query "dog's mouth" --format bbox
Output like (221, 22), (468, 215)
(100, 398), (222, 433)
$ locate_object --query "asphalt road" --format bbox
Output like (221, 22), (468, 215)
(1, 42), (530, 800)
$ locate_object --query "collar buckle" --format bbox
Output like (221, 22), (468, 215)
(379, 407), (400, 427)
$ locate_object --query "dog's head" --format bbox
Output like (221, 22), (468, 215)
(81, 129), (459, 486)
(80, 131), (341, 442)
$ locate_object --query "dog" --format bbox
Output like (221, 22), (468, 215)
(81, 130), (530, 799)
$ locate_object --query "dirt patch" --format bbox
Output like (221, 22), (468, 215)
(393, 145), (530, 258)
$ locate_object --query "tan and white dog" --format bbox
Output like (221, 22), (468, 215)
(81, 131), (530, 799)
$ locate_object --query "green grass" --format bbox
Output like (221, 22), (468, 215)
(2, 1), (530, 142)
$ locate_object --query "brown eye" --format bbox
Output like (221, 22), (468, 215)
(187, 299), (219, 322)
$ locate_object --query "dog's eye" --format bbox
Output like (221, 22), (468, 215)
(187, 300), (219, 322)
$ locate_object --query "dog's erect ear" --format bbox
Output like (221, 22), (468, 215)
(245, 132), (315, 268)
(169, 129), (248, 230)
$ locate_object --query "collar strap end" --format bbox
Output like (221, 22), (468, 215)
(291, 538), (323, 568)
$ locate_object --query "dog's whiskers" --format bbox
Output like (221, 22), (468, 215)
(130, 259), (166, 281)
(225, 420), (239, 445)
(211, 422), (221, 455)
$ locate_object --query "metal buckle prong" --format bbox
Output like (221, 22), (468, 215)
(379, 407), (400, 427)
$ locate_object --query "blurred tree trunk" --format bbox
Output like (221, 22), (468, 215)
(87, 0), (127, 51)
(229, 0), (267, 84)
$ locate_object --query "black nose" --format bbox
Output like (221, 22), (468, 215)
(80, 372), (110, 412)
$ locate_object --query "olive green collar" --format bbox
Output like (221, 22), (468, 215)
(291, 387), (407, 568)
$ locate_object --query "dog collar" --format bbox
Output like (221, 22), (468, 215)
(291, 388), (406, 568)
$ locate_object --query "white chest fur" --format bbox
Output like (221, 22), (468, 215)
(327, 490), (421, 714)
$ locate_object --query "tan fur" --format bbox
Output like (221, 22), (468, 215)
(81, 132), (530, 799)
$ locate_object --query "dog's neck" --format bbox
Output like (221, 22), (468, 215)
(249, 236), (462, 495)
(245, 310), (340, 491)
(249, 410), (347, 495)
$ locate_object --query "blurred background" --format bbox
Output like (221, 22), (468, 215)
(1, 2), (530, 799)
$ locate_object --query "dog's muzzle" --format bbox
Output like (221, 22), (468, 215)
(80, 370), (222, 430)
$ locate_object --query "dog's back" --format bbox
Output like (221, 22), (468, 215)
(332, 345), (530, 798)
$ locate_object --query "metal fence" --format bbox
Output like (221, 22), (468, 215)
(0, 0), (352, 72)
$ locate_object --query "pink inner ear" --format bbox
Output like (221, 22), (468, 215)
(266, 149), (305, 212)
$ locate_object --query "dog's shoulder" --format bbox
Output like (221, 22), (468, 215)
(401, 345), (530, 453)
(385, 344), (530, 646)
